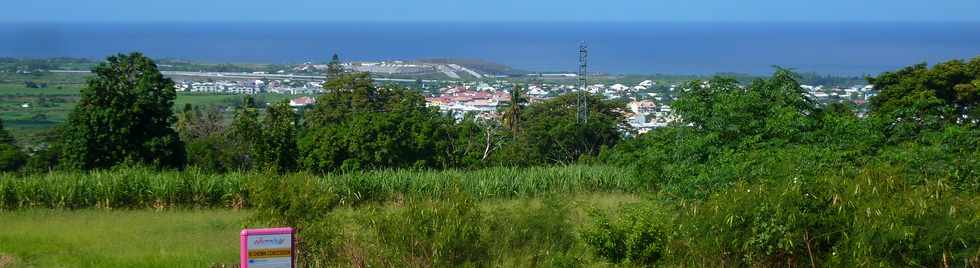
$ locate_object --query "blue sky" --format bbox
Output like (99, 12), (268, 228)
(5, 0), (979, 22)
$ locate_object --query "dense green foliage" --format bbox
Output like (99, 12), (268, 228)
(176, 104), (234, 172)
(0, 118), (27, 171)
(60, 53), (185, 170)
(300, 73), (457, 172)
(260, 101), (299, 172)
(509, 92), (627, 165)
(869, 58), (980, 142)
(592, 59), (980, 266)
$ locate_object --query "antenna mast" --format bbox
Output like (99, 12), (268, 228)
(577, 42), (589, 124)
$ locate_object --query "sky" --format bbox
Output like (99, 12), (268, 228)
(3, 0), (979, 22)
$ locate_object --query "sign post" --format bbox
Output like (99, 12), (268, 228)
(240, 227), (294, 268)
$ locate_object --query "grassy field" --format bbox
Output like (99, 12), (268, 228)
(0, 193), (641, 267)
(0, 209), (249, 267)
(0, 73), (306, 147)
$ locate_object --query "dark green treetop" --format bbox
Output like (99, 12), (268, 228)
(300, 72), (455, 172)
(61, 53), (185, 170)
(227, 95), (264, 171)
(259, 101), (299, 173)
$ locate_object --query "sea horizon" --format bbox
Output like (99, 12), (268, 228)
(2, 21), (979, 76)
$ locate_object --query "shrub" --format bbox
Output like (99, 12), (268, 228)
(0, 144), (27, 172)
(582, 202), (669, 266)
(249, 173), (342, 266)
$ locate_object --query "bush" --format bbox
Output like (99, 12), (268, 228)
(0, 144), (27, 172)
(185, 135), (236, 173)
(249, 173), (342, 266)
(582, 202), (669, 266)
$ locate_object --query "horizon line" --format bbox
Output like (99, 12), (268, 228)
(3, 19), (980, 24)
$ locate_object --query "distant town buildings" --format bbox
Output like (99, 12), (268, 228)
(175, 79), (324, 95)
(167, 62), (876, 133)
(289, 96), (316, 107)
(424, 79), (681, 132)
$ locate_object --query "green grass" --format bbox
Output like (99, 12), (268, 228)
(0, 83), (82, 96)
(0, 209), (250, 267)
(174, 93), (238, 107)
(0, 78), (305, 146)
(0, 193), (642, 267)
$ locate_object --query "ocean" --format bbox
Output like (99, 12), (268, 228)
(2, 22), (979, 76)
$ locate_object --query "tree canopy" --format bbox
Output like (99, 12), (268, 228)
(868, 58), (980, 141)
(300, 72), (455, 172)
(671, 68), (817, 148)
(0, 118), (26, 172)
(260, 101), (299, 173)
(512, 92), (628, 165)
(60, 53), (185, 170)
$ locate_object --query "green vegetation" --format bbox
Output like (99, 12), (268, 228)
(0, 209), (246, 267)
(593, 60), (980, 266)
(0, 165), (635, 209)
(2, 54), (980, 267)
(0, 119), (26, 172)
(300, 72), (457, 172)
(60, 53), (185, 170)
(0, 193), (642, 267)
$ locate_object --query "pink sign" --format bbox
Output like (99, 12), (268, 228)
(240, 227), (294, 268)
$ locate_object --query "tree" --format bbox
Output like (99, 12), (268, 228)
(449, 113), (504, 167)
(259, 101), (299, 172)
(868, 57), (980, 139)
(175, 103), (195, 140)
(60, 53), (185, 170)
(0, 118), (14, 146)
(304, 72), (377, 128)
(227, 95), (264, 171)
(23, 125), (64, 173)
(510, 92), (628, 165)
(0, 144), (26, 172)
(176, 104), (225, 141)
(0, 118), (26, 172)
(671, 69), (816, 147)
(176, 104), (234, 173)
(327, 53), (345, 80)
(300, 73), (455, 172)
(501, 84), (527, 135)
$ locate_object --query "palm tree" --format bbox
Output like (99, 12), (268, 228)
(502, 84), (528, 135)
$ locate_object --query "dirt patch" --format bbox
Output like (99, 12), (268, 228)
(0, 254), (16, 268)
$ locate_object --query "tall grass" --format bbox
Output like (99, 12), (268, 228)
(328, 165), (641, 203)
(0, 165), (640, 209)
(0, 168), (249, 209)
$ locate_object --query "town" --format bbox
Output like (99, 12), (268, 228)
(168, 60), (878, 134)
